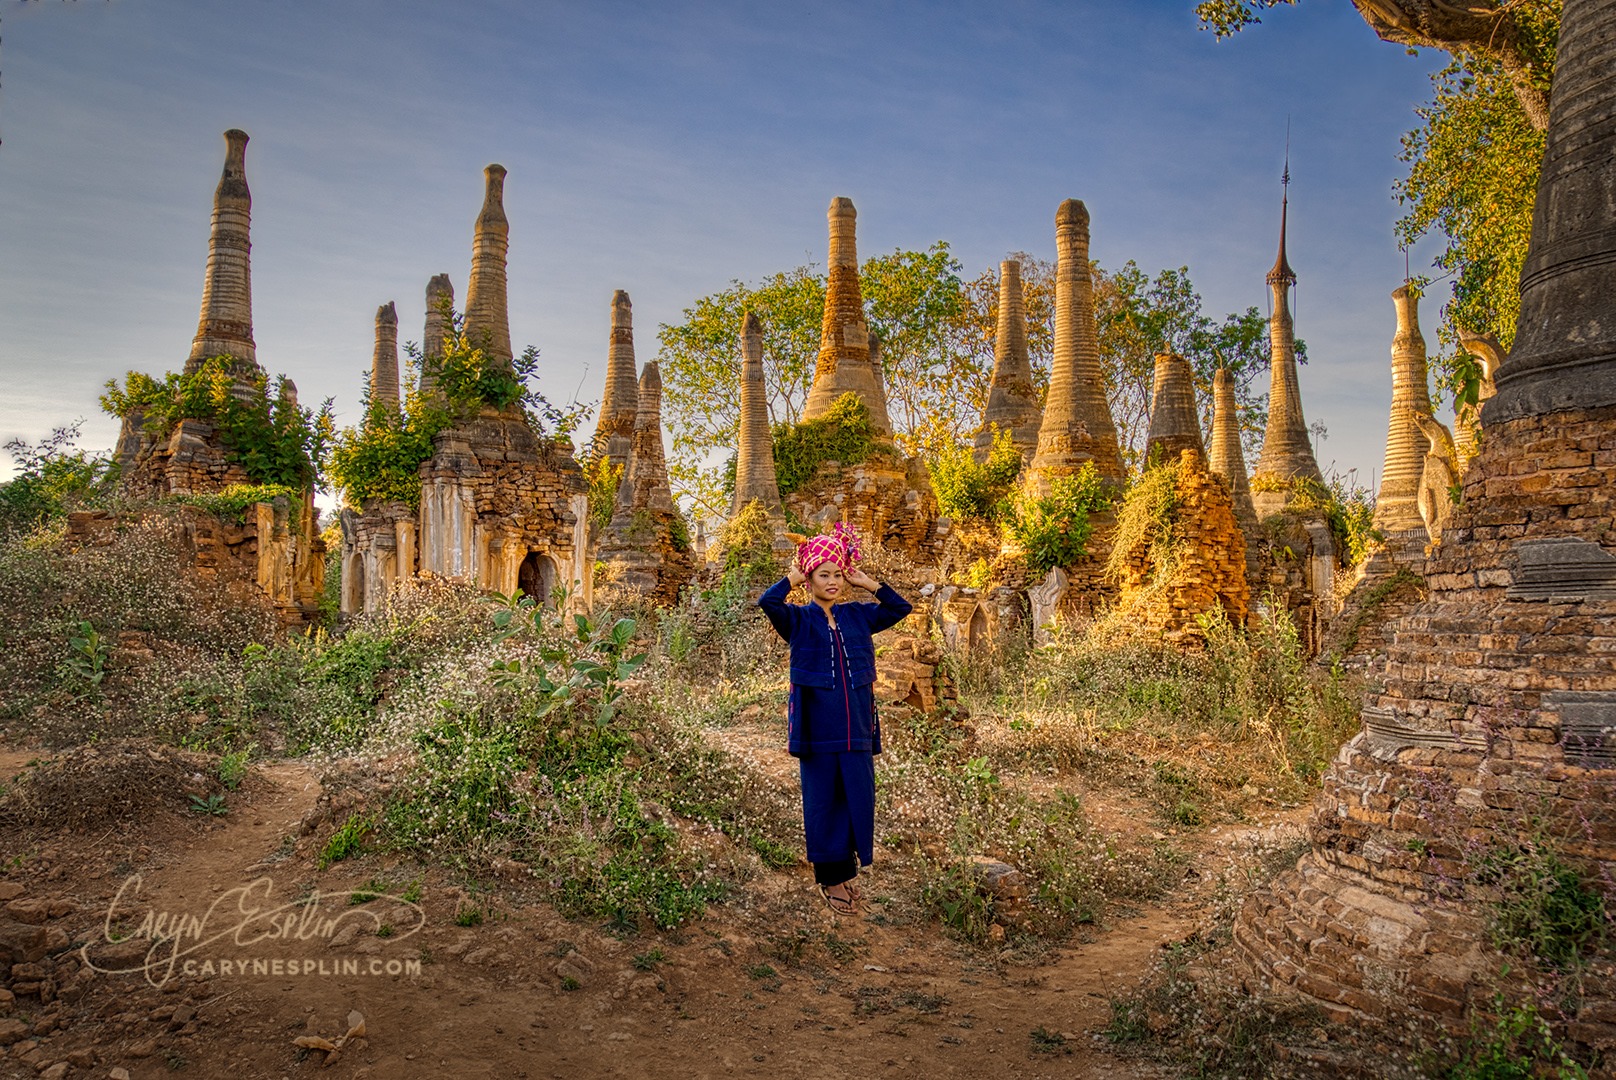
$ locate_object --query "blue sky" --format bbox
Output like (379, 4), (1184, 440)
(0, 0), (1451, 496)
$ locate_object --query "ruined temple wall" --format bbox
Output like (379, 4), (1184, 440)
(417, 410), (589, 603)
(1235, 404), (1616, 1038)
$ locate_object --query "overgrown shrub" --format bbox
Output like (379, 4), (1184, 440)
(101, 357), (332, 490)
(927, 426), (1022, 523)
(712, 499), (779, 584)
(1104, 457), (1183, 591)
(1004, 462), (1111, 576)
(1255, 474), (1382, 570)
(0, 424), (118, 538)
(772, 392), (874, 496)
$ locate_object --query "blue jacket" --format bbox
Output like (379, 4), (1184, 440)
(758, 577), (913, 756)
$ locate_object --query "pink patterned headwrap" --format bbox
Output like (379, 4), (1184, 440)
(797, 521), (862, 577)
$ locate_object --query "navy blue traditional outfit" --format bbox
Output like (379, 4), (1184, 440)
(758, 574), (912, 888)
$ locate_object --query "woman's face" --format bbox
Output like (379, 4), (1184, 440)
(809, 562), (844, 601)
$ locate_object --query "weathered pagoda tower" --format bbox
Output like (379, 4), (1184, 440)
(1026, 200), (1124, 493)
(801, 197), (893, 436)
(1250, 174), (1324, 517)
(1372, 285), (1436, 536)
(1239, 0), (1616, 1044)
(418, 273), (454, 399)
(1142, 353), (1205, 466)
(108, 129), (324, 624)
(410, 165), (588, 608)
(731, 310), (783, 516)
(1207, 367), (1258, 530)
(370, 302), (401, 415)
(600, 362), (693, 603)
(340, 301), (417, 616)
(974, 259), (1042, 463)
(782, 197), (945, 565)
(591, 290), (641, 474)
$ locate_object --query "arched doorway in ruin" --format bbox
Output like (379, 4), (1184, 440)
(518, 550), (557, 605)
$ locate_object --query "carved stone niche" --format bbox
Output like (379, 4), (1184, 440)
(1553, 692), (1616, 769)
(1508, 537), (1616, 602)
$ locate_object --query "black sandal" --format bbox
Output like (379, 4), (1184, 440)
(818, 884), (857, 916)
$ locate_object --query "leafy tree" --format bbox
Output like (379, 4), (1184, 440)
(1195, 0), (1560, 399)
(1092, 262), (1279, 471)
(927, 425), (1024, 523)
(0, 422), (118, 537)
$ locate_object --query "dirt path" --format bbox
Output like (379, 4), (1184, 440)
(0, 750), (1307, 1079)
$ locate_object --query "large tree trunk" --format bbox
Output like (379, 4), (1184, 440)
(1350, 0), (1553, 130)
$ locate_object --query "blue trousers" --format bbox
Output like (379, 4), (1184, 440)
(798, 751), (875, 878)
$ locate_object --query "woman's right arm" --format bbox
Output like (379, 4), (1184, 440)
(757, 576), (796, 640)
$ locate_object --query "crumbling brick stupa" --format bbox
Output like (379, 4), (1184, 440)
(340, 165), (591, 615)
(1237, 0), (1616, 1048)
(598, 359), (694, 604)
(1110, 354), (1249, 638)
(974, 259), (1042, 464)
(110, 129), (325, 625)
(783, 197), (947, 565)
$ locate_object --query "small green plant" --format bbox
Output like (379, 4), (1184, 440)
(59, 618), (110, 690)
(560, 975), (581, 991)
(746, 963), (777, 980)
(632, 948), (667, 971)
(318, 813), (370, 870)
(1477, 837), (1606, 970)
(401, 880), (423, 904)
(920, 858), (993, 943)
(217, 746), (251, 792)
(188, 793), (228, 817)
(927, 425), (1023, 523)
(455, 906), (484, 927)
(349, 878), (391, 905)
(1445, 995), (1588, 1079)
(376, 924), (394, 938)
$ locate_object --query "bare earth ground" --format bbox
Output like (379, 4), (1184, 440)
(0, 737), (1307, 1080)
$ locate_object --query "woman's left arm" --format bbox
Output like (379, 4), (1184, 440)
(847, 568), (912, 633)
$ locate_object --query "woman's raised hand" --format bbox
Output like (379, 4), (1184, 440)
(787, 567), (807, 587)
(846, 568), (879, 591)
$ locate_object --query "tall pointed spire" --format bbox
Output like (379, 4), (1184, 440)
(732, 310), (782, 516)
(1251, 167), (1324, 509)
(802, 197), (893, 436)
(975, 259), (1042, 463)
(419, 274), (454, 398)
(370, 302), (400, 415)
(186, 129), (259, 375)
(1143, 354), (1205, 466)
(462, 164), (512, 372)
(1373, 285), (1435, 533)
(1027, 199), (1124, 492)
(592, 290), (641, 473)
(1208, 367), (1257, 527)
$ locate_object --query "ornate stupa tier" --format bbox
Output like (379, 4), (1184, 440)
(974, 260), (1042, 463)
(1143, 353), (1205, 467)
(1251, 183), (1323, 511)
(419, 274), (454, 398)
(1373, 285), (1435, 534)
(1027, 199), (1124, 492)
(186, 129), (260, 374)
(463, 164), (513, 372)
(801, 197), (893, 437)
(370, 302), (400, 414)
(592, 290), (641, 472)
(732, 310), (783, 515)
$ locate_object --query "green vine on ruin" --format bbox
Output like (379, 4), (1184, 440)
(771, 392), (875, 497)
(1006, 462), (1112, 578)
(100, 356), (333, 490)
(325, 311), (593, 512)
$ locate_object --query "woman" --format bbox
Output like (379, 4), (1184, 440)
(757, 523), (912, 915)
